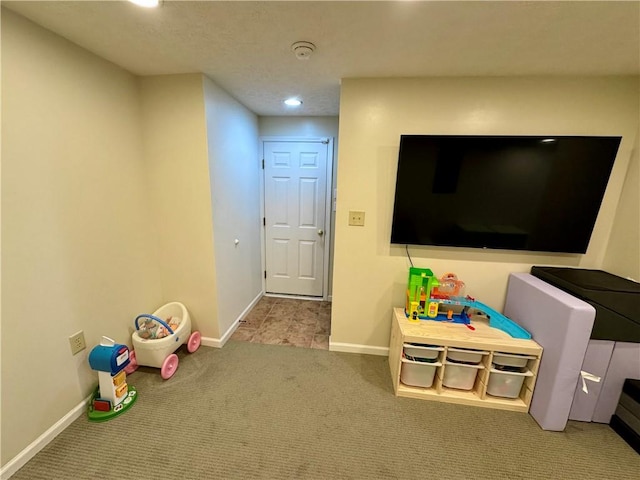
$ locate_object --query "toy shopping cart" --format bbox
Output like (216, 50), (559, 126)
(126, 302), (201, 379)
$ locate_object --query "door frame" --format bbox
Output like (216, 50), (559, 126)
(259, 136), (334, 301)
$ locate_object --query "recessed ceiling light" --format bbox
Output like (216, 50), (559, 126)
(128, 0), (160, 8)
(284, 98), (302, 107)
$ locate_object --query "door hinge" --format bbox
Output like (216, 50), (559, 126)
(264, 270), (267, 279)
(262, 159), (265, 169)
(263, 217), (266, 226)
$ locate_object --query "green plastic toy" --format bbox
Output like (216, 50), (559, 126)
(406, 267), (439, 322)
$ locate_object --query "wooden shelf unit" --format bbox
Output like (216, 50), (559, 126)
(389, 308), (543, 412)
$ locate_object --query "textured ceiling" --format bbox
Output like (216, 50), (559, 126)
(4, 1), (640, 116)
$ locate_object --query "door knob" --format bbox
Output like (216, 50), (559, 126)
(318, 229), (324, 236)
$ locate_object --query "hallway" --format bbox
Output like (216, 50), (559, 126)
(230, 296), (331, 350)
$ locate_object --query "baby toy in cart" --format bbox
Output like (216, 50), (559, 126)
(125, 301), (201, 380)
(137, 316), (181, 340)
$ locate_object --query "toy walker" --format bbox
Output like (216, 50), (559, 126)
(126, 301), (201, 379)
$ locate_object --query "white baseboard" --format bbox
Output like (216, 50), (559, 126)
(200, 336), (222, 348)
(1, 393), (92, 480)
(264, 293), (323, 301)
(329, 339), (389, 356)
(200, 291), (263, 348)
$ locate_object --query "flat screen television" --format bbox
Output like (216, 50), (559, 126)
(390, 135), (621, 253)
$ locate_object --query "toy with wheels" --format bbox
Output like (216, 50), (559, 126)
(125, 302), (201, 379)
(403, 268), (532, 339)
(87, 336), (138, 421)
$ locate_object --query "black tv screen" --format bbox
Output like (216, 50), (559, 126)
(390, 135), (621, 253)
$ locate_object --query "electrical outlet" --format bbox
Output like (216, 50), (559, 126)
(349, 210), (365, 226)
(69, 331), (86, 355)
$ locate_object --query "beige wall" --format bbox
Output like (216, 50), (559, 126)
(258, 116), (340, 298)
(203, 77), (261, 335)
(604, 128), (640, 280)
(138, 74), (219, 338)
(1, 10), (163, 464)
(332, 77), (639, 350)
(259, 116), (339, 139)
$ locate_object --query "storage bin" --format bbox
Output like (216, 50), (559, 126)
(486, 365), (533, 398)
(442, 361), (484, 390)
(446, 347), (488, 364)
(492, 352), (536, 369)
(400, 358), (442, 388)
(403, 343), (443, 362)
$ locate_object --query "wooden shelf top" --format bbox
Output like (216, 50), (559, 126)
(393, 308), (542, 355)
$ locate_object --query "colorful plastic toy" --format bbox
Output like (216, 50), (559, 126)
(404, 269), (531, 339)
(405, 267), (440, 322)
(126, 302), (201, 380)
(431, 272), (465, 298)
(87, 336), (138, 422)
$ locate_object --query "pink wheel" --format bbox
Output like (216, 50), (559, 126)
(160, 353), (179, 380)
(124, 350), (138, 375)
(187, 331), (201, 353)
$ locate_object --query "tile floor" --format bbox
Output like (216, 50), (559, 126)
(230, 296), (331, 350)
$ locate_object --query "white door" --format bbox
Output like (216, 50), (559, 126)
(263, 139), (330, 297)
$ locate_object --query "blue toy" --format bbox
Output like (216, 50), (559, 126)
(87, 336), (137, 421)
(404, 269), (532, 339)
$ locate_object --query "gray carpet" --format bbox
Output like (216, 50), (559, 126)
(11, 341), (640, 479)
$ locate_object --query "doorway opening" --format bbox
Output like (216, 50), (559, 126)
(260, 137), (334, 300)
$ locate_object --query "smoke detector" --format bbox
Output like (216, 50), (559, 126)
(291, 41), (316, 60)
